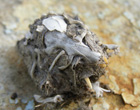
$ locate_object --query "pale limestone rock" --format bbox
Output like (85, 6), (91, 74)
(121, 92), (140, 106)
(109, 75), (119, 93)
(1, 0), (140, 109)
(133, 78), (140, 95)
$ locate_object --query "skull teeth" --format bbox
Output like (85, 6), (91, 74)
(85, 77), (92, 89)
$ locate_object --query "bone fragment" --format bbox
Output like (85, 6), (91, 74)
(85, 77), (92, 89)
(49, 50), (65, 71)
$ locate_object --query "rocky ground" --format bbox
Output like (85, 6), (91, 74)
(0, 0), (140, 110)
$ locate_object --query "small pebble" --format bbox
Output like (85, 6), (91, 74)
(9, 98), (19, 104)
(25, 100), (35, 110)
(15, 98), (19, 104)
(16, 106), (22, 110)
(11, 92), (18, 100)
(9, 98), (15, 104)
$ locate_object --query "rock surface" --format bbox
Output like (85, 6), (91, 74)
(0, 0), (140, 110)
